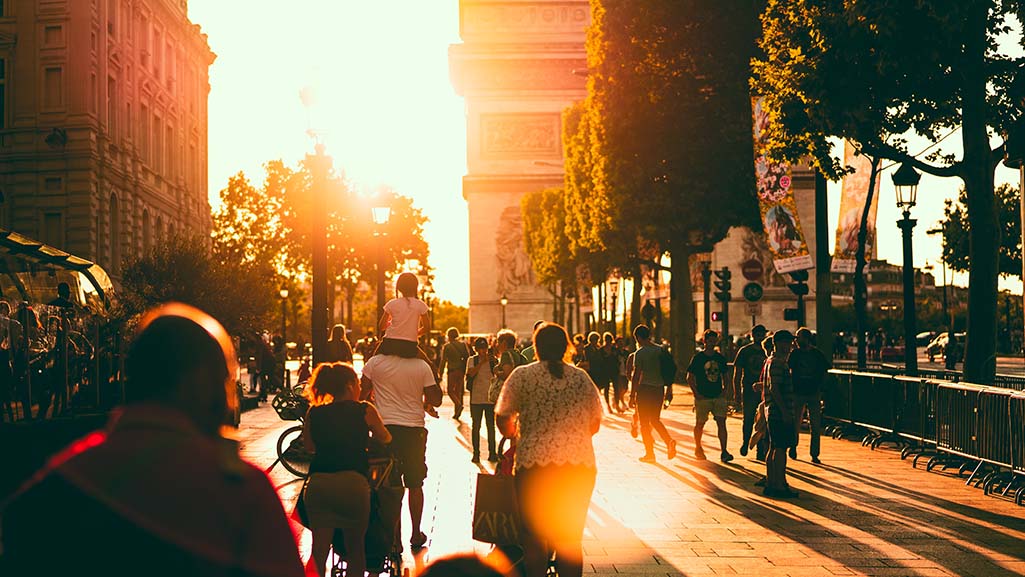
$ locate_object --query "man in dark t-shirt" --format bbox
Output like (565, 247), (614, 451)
(788, 327), (829, 463)
(686, 329), (732, 462)
(732, 324), (768, 459)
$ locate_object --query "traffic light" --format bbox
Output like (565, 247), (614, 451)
(788, 269), (809, 296)
(713, 267), (732, 302)
(783, 308), (800, 321)
(711, 311), (722, 322)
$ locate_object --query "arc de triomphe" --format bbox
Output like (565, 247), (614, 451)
(449, 0), (589, 337)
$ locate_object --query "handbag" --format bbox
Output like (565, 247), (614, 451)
(488, 376), (504, 403)
(472, 472), (522, 544)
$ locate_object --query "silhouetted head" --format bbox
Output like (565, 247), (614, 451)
(395, 272), (419, 298)
(329, 324), (347, 341)
(447, 327), (460, 342)
(751, 324), (768, 342)
(633, 324), (652, 343)
(535, 323), (571, 378)
(420, 553), (512, 577)
(56, 282), (71, 299)
(305, 362), (359, 406)
(124, 303), (239, 436)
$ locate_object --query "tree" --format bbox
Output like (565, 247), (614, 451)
(431, 300), (470, 334)
(211, 160), (430, 332)
(754, 0), (1025, 383)
(120, 234), (278, 337)
(573, 0), (761, 366)
(941, 183), (1022, 278)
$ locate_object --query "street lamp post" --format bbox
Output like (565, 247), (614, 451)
(926, 226), (951, 330)
(608, 278), (620, 337)
(372, 206), (391, 326)
(280, 287), (288, 386)
(500, 294), (509, 329)
(893, 162), (921, 376)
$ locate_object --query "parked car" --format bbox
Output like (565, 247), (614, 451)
(926, 332), (966, 362)
(916, 331), (937, 347)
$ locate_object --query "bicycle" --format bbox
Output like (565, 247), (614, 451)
(266, 384), (313, 477)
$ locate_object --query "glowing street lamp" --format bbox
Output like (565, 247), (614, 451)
(500, 294), (509, 329)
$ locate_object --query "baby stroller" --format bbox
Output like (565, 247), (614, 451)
(330, 443), (404, 576)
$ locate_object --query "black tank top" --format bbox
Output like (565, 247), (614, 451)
(308, 400), (370, 475)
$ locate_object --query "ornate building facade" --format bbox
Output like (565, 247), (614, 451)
(450, 0), (589, 336)
(0, 0), (214, 280)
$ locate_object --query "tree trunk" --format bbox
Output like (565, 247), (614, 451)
(853, 156), (880, 369)
(345, 285), (356, 330)
(669, 245), (695, 377)
(961, 4), (999, 383)
(630, 263), (642, 333)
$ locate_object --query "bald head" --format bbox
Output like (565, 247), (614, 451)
(125, 303), (238, 435)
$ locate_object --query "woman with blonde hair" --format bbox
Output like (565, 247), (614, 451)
(302, 363), (391, 577)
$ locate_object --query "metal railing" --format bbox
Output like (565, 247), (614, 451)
(825, 369), (1025, 506)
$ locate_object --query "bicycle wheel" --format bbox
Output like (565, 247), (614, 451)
(277, 424), (312, 477)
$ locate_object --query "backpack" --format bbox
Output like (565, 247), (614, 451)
(659, 347), (678, 386)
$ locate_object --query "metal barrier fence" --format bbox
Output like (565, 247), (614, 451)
(826, 369), (1025, 505)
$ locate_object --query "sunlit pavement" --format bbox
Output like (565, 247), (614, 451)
(238, 386), (1025, 576)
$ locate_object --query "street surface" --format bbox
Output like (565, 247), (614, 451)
(238, 382), (1025, 576)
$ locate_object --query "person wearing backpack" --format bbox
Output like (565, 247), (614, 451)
(438, 328), (472, 420)
(686, 329), (733, 463)
(628, 324), (678, 463)
(465, 337), (499, 463)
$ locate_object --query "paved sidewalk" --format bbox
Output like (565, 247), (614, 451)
(239, 388), (1025, 576)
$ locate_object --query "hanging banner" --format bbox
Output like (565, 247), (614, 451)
(831, 141), (880, 272)
(752, 98), (814, 273)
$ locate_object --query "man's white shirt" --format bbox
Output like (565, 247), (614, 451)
(362, 355), (436, 427)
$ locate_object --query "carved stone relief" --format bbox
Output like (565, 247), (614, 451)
(495, 205), (535, 295)
(462, 2), (590, 37)
(481, 113), (560, 158)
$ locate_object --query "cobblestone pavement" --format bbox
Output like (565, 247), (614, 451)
(238, 387), (1025, 576)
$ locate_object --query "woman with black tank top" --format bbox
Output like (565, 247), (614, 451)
(301, 363), (392, 577)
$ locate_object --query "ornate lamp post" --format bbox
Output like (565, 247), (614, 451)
(372, 205), (391, 325)
(279, 287), (289, 385)
(892, 162), (920, 375)
(608, 278), (620, 337)
(500, 294), (509, 329)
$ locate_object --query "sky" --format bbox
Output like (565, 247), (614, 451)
(189, 1), (470, 303)
(190, 2), (1023, 308)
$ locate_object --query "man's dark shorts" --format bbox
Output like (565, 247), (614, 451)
(386, 425), (428, 488)
(767, 416), (797, 449)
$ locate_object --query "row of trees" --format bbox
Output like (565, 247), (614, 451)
(523, 0), (1025, 383)
(119, 156), (434, 342)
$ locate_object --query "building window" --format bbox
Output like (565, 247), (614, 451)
(142, 210), (151, 252)
(152, 114), (161, 172)
(0, 59), (6, 129)
(43, 67), (63, 110)
(140, 104), (149, 160)
(165, 124), (173, 177)
(106, 0), (117, 37)
(107, 76), (117, 138)
(109, 193), (120, 273)
(41, 212), (63, 248)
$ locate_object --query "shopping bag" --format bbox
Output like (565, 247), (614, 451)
(749, 402), (767, 449)
(472, 473), (522, 545)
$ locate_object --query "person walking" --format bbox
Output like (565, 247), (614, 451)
(325, 324), (354, 364)
(764, 330), (798, 498)
(686, 329), (733, 463)
(465, 336), (499, 463)
(629, 324), (677, 463)
(788, 327), (828, 464)
(359, 343), (442, 551)
(519, 320), (545, 363)
(301, 363), (391, 577)
(496, 323), (602, 577)
(732, 324), (769, 459)
(1, 303), (305, 577)
(438, 327), (472, 420)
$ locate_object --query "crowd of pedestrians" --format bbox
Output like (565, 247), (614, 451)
(1, 268), (831, 576)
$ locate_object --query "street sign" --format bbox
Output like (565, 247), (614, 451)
(742, 282), (763, 302)
(745, 302), (762, 317)
(741, 259), (764, 281)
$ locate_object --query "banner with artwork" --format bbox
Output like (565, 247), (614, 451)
(752, 98), (813, 273)
(831, 141), (880, 272)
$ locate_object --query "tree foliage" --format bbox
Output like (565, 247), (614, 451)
(211, 158), (430, 335)
(120, 234), (278, 336)
(754, 0), (1024, 383)
(942, 183), (1022, 278)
